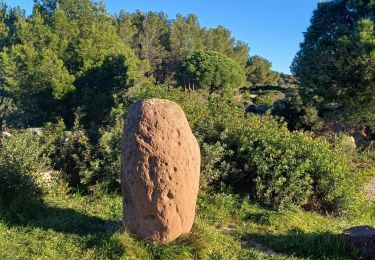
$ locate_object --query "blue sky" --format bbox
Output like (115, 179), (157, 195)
(7, 0), (318, 74)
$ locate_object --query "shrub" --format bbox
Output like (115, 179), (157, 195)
(253, 94), (276, 106)
(42, 119), (67, 160)
(273, 91), (322, 131)
(187, 92), (354, 212)
(212, 113), (355, 212)
(91, 102), (125, 192)
(43, 115), (93, 191)
(237, 127), (352, 211)
(200, 142), (232, 189)
(327, 134), (357, 157)
(0, 132), (49, 212)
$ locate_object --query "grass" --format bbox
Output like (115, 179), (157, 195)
(0, 189), (374, 259)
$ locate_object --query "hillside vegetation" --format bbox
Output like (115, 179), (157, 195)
(0, 0), (374, 259)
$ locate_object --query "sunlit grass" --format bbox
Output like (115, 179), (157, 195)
(0, 189), (373, 259)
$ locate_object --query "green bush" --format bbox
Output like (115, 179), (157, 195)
(273, 91), (322, 131)
(191, 95), (354, 212)
(327, 134), (357, 157)
(0, 132), (49, 212)
(230, 123), (354, 212)
(43, 116), (93, 191)
(200, 142), (232, 189)
(91, 101), (126, 192)
(253, 94), (276, 106)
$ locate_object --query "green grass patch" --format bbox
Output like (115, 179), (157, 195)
(0, 190), (373, 259)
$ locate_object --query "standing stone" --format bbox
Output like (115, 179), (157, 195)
(121, 98), (200, 243)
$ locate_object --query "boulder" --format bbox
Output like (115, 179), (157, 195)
(342, 226), (375, 259)
(121, 98), (200, 243)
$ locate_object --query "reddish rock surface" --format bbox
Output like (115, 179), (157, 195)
(121, 99), (200, 243)
(342, 226), (375, 259)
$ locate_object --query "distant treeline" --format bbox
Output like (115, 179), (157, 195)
(0, 0), (285, 129)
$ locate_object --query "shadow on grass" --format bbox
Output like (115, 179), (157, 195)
(1, 202), (124, 256)
(242, 229), (360, 259)
(1, 202), (121, 236)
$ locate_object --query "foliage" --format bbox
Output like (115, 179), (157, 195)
(91, 100), (126, 192)
(42, 100), (125, 193)
(231, 124), (354, 212)
(115, 11), (250, 85)
(126, 85), (360, 213)
(200, 142), (231, 189)
(179, 50), (246, 93)
(204, 25), (249, 67)
(43, 115), (93, 191)
(253, 93), (276, 106)
(273, 91), (323, 131)
(125, 84), (210, 129)
(277, 73), (299, 89)
(74, 53), (138, 128)
(292, 0), (375, 127)
(328, 133), (358, 157)
(169, 13), (204, 63)
(0, 132), (48, 213)
(198, 101), (355, 212)
(115, 10), (171, 82)
(0, 3), (25, 127)
(0, 0), (145, 128)
(0, 2), (24, 51)
(246, 55), (280, 87)
(0, 44), (75, 125)
(0, 0), (272, 129)
(0, 0), (371, 227)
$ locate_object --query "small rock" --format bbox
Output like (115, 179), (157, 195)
(342, 226), (375, 259)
